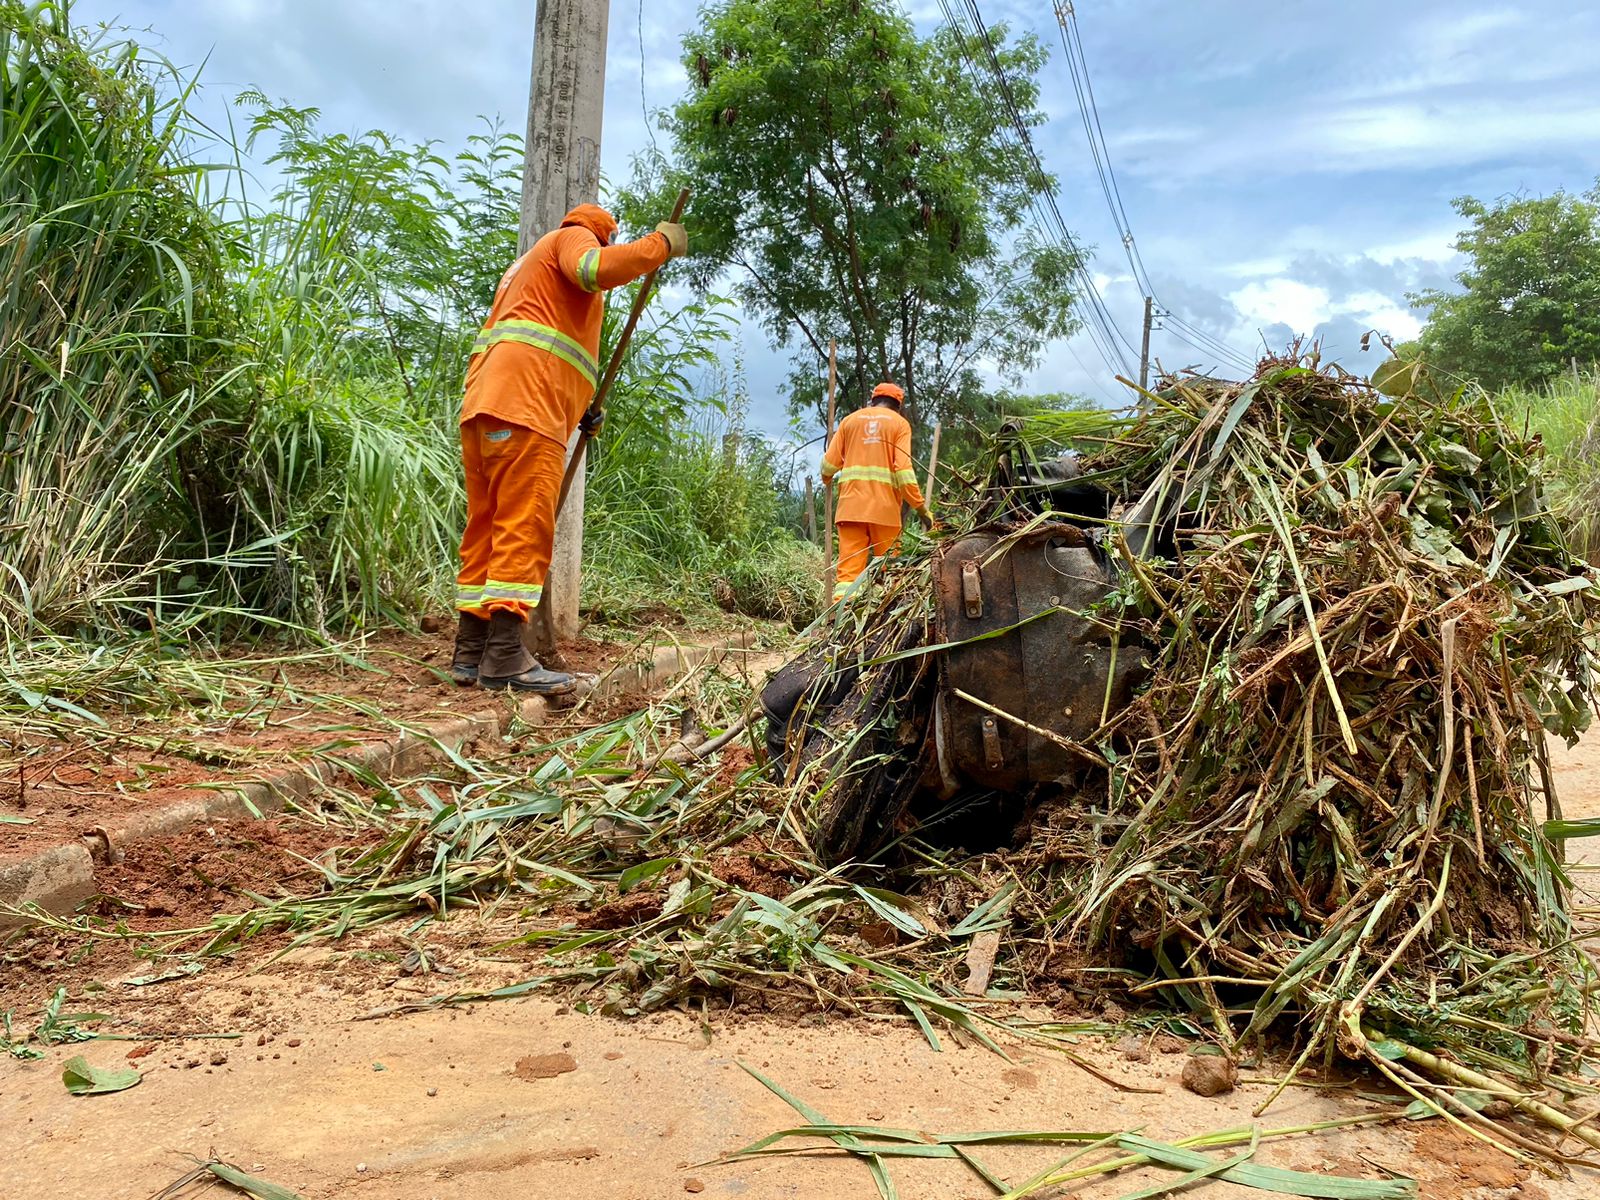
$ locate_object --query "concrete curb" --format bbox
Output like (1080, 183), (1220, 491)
(0, 637), (751, 925)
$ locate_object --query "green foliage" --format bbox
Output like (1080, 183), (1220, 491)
(585, 294), (815, 622)
(0, 0), (236, 630)
(621, 0), (1080, 441)
(711, 538), (825, 629)
(1499, 366), (1600, 560)
(1411, 184), (1600, 390)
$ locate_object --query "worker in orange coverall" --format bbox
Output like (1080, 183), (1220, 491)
(821, 381), (932, 603)
(451, 204), (688, 691)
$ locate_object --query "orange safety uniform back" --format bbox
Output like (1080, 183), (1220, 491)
(821, 402), (926, 528)
(461, 204), (670, 446)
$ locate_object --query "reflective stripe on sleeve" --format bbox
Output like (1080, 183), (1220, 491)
(577, 248), (602, 293)
(891, 469), (919, 487)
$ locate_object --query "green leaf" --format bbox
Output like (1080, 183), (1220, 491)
(1117, 1134), (1414, 1199)
(1209, 381), (1262, 462)
(206, 1161), (308, 1200)
(61, 1056), (141, 1095)
(618, 857), (675, 893)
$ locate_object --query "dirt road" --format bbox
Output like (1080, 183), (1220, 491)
(3, 733), (1598, 1199)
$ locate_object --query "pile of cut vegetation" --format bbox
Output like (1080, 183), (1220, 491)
(1017, 355), (1598, 1098)
(759, 353), (1600, 1149)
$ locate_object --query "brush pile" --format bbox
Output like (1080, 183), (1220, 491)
(1022, 355), (1597, 1072)
(776, 353), (1600, 1076)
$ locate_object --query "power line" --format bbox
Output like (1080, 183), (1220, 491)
(936, 0), (1138, 381)
(1053, 0), (1152, 299)
(1049, 2), (1256, 378)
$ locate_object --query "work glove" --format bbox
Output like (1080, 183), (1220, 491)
(578, 408), (605, 437)
(656, 221), (688, 259)
(916, 508), (936, 532)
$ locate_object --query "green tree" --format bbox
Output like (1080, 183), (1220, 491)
(1411, 184), (1600, 389)
(620, 0), (1080, 443)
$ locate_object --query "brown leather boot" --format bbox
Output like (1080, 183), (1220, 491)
(478, 611), (575, 694)
(450, 612), (489, 686)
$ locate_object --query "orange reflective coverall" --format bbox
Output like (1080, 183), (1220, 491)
(457, 204), (670, 618)
(821, 401), (927, 601)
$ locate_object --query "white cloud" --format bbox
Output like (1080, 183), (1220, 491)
(1230, 279), (1331, 337)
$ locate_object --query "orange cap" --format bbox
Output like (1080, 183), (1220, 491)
(872, 382), (904, 403)
(561, 203), (619, 245)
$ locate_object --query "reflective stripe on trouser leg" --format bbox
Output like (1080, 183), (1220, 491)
(482, 580), (543, 605)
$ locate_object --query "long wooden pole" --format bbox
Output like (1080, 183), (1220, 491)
(821, 340), (838, 579)
(923, 421), (942, 506)
(533, 187), (690, 656)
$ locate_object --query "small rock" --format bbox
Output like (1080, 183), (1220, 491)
(209, 1051), (229, 1066)
(604, 1052), (624, 1061)
(684, 1180), (705, 1194)
(419, 614), (447, 634)
(1181, 1053), (1238, 1097)
(184, 1059), (201, 1070)
(865, 1108), (885, 1121)
(1116, 1035), (1151, 1063)
(356, 1162), (368, 1174)
(427, 1087), (438, 1097)
(1482, 1099), (1514, 1120)
(256, 1034), (267, 1047)
(1153, 1033), (1187, 1055)
(1100, 1000), (1127, 1024)
(286, 1038), (302, 1048)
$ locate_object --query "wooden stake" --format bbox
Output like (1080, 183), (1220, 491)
(803, 475), (816, 544)
(821, 340), (838, 585)
(924, 421), (942, 505)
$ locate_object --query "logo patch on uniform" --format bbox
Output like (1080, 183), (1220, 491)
(485, 428), (513, 443)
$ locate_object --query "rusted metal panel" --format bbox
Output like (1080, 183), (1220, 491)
(934, 525), (1143, 791)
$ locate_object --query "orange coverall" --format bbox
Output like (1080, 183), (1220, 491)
(821, 403), (927, 601)
(457, 204), (669, 618)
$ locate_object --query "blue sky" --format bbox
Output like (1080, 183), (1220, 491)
(75, 0), (1600, 438)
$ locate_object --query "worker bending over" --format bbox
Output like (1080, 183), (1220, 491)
(821, 381), (932, 602)
(452, 204), (688, 691)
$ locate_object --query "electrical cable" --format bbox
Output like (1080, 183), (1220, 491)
(938, 0), (1138, 380)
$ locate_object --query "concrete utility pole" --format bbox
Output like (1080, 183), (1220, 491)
(521, 0), (610, 645)
(1138, 295), (1154, 392)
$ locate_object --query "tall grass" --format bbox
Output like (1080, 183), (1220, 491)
(1, 2), (235, 631)
(585, 294), (822, 625)
(1501, 366), (1600, 560)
